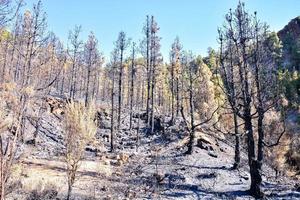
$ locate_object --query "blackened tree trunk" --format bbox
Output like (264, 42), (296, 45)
(176, 76), (180, 117)
(68, 26), (82, 100)
(145, 16), (151, 126)
(232, 113), (240, 169)
(117, 50), (123, 130)
(110, 65), (116, 152)
(129, 43), (135, 130)
(170, 63), (175, 125)
(186, 61), (195, 155)
(85, 59), (91, 107)
(115, 32), (128, 131)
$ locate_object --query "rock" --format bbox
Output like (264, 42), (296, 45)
(196, 133), (220, 153)
(153, 172), (165, 184)
(196, 133), (213, 144)
(116, 160), (123, 166)
(197, 138), (214, 151)
(117, 152), (129, 164)
(110, 160), (118, 166)
(133, 112), (147, 120)
(104, 159), (110, 165)
(85, 145), (99, 153)
(124, 131), (130, 135)
(96, 108), (109, 118)
(125, 190), (136, 198)
(113, 171), (122, 176)
(45, 96), (66, 115)
(208, 151), (218, 158)
(295, 183), (300, 192)
(102, 134), (110, 142)
(197, 172), (217, 179)
(169, 125), (179, 133)
(100, 186), (107, 191)
(103, 195), (112, 200)
(278, 17), (300, 70)
(99, 119), (111, 129)
(25, 139), (36, 145)
(147, 116), (164, 133)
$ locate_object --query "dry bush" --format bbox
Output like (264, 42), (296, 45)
(286, 136), (300, 175)
(63, 101), (97, 200)
(26, 181), (58, 200)
(263, 108), (300, 177)
(0, 82), (32, 200)
(263, 110), (289, 175)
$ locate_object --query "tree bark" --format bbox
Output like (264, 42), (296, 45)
(117, 47), (124, 131)
(110, 67), (115, 152)
(129, 44), (135, 130)
(232, 113), (240, 169)
(145, 16), (151, 126)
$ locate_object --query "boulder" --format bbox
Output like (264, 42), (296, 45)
(99, 119), (111, 129)
(117, 152), (129, 164)
(208, 151), (218, 158)
(102, 133), (110, 142)
(295, 183), (300, 192)
(45, 96), (66, 115)
(151, 116), (164, 133)
(197, 136), (214, 151)
(133, 112), (147, 120)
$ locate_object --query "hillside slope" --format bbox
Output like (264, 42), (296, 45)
(278, 16), (300, 70)
(7, 97), (300, 200)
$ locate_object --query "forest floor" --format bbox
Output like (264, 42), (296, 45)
(6, 97), (300, 200)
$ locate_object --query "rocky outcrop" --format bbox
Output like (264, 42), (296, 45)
(45, 96), (66, 115)
(278, 16), (300, 70)
(278, 17), (300, 42)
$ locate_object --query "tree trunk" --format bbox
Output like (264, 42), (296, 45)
(186, 127), (195, 155)
(111, 68), (115, 152)
(170, 63), (174, 125)
(0, 154), (5, 200)
(117, 49), (124, 131)
(1, 39), (9, 83)
(232, 113), (240, 169)
(136, 79), (142, 151)
(129, 44), (135, 130)
(150, 71), (155, 133)
(67, 184), (72, 200)
(176, 76), (180, 117)
(145, 16), (151, 126)
(244, 114), (263, 198)
(85, 59), (91, 107)
(186, 63), (195, 155)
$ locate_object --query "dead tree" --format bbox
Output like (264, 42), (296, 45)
(84, 32), (100, 107)
(169, 37), (182, 124)
(110, 49), (118, 152)
(180, 53), (218, 155)
(149, 16), (162, 134)
(129, 42), (136, 130)
(68, 25), (83, 99)
(0, 0), (22, 29)
(218, 26), (241, 169)
(115, 31), (129, 131)
(218, 3), (284, 197)
(143, 15), (151, 125)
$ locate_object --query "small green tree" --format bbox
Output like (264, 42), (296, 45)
(64, 101), (97, 200)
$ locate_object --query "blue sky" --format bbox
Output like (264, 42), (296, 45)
(24, 0), (300, 60)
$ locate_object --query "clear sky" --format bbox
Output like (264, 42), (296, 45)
(24, 0), (300, 60)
